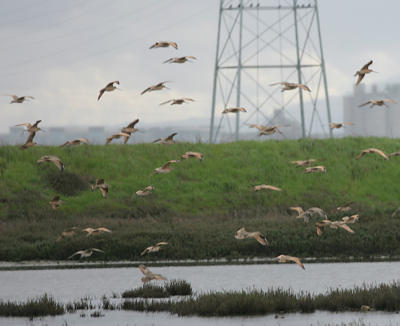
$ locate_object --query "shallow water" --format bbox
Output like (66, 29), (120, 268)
(1, 261), (400, 325)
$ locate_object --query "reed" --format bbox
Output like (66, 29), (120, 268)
(0, 294), (64, 317)
(122, 280), (192, 298)
(122, 281), (400, 316)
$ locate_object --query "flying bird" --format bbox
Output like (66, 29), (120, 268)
(290, 207), (327, 224)
(139, 264), (167, 283)
(141, 81), (170, 95)
(49, 196), (62, 210)
(160, 98), (194, 106)
(304, 165), (326, 174)
(163, 56), (197, 64)
(258, 126), (283, 136)
(68, 248), (104, 259)
(235, 227), (269, 246)
(120, 119), (139, 135)
(82, 227), (112, 237)
(106, 132), (131, 144)
(136, 185), (155, 197)
(358, 99), (396, 108)
(60, 138), (88, 147)
(56, 227), (79, 242)
(253, 184), (282, 192)
(315, 219), (354, 236)
(141, 242), (168, 256)
(290, 159), (316, 167)
(270, 81), (311, 92)
(354, 60), (375, 86)
(91, 179), (109, 198)
(20, 131), (37, 150)
(15, 120), (43, 133)
(181, 151), (203, 161)
(222, 107), (247, 114)
(153, 160), (180, 174)
(341, 214), (359, 224)
(5, 94), (34, 103)
(149, 41), (178, 49)
(330, 122), (353, 129)
(273, 254), (305, 270)
(152, 132), (177, 145)
(37, 155), (64, 171)
(356, 148), (389, 160)
(98, 81), (120, 101)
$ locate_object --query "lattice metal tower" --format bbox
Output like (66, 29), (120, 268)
(209, 0), (332, 143)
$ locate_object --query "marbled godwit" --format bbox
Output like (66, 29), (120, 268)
(98, 81), (120, 101)
(356, 148), (388, 160)
(5, 94), (34, 103)
(149, 41), (178, 49)
(141, 242), (168, 256)
(152, 132), (177, 145)
(163, 56), (196, 64)
(270, 82), (311, 92)
(354, 60), (375, 85)
(273, 254), (305, 270)
(139, 264), (167, 283)
(160, 98), (194, 105)
(37, 155), (64, 171)
(141, 81), (170, 95)
(235, 227), (269, 246)
(153, 160), (180, 174)
(358, 99), (396, 108)
(68, 248), (104, 259)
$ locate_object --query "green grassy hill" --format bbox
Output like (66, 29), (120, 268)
(1, 137), (400, 261)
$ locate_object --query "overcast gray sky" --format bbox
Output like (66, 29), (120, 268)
(0, 0), (399, 134)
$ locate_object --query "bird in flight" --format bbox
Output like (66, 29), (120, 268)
(120, 119), (140, 135)
(5, 94), (34, 103)
(315, 219), (354, 236)
(15, 120), (43, 133)
(163, 56), (197, 64)
(20, 131), (37, 150)
(82, 227), (112, 237)
(222, 107), (247, 114)
(141, 242), (168, 256)
(56, 227), (79, 242)
(329, 122), (353, 129)
(356, 148), (389, 160)
(139, 264), (167, 283)
(91, 179), (109, 198)
(290, 159), (317, 167)
(304, 165), (326, 174)
(152, 132), (177, 145)
(273, 254), (305, 270)
(149, 41), (178, 49)
(37, 155), (64, 171)
(49, 196), (62, 210)
(235, 227), (269, 246)
(181, 151), (203, 161)
(60, 138), (88, 147)
(68, 248), (104, 259)
(160, 98), (194, 106)
(358, 99), (396, 108)
(289, 206), (327, 224)
(153, 160), (180, 174)
(98, 81), (120, 101)
(270, 82), (311, 92)
(106, 132), (131, 145)
(253, 184), (282, 192)
(354, 60), (375, 85)
(136, 185), (155, 197)
(141, 81), (170, 95)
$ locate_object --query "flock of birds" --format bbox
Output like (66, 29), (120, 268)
(4, 39), (400, 282)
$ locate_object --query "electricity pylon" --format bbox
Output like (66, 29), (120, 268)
(209, 0), (332, 143)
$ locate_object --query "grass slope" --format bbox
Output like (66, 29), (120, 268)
(1, 137), (400, 260)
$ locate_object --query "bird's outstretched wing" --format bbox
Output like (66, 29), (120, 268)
(159, 99), (173, 105)
(26, 131), (36, 143)
(98, 88), (106, 101)
(287, 256), (305, 270)
(358, 101), (371, 107)
(254, 232), (269, 246)
(127, 119), (139, 128)
(163, 58), (173, 64)
(356, 74), (365, 86)
(166, 132), (177, 141)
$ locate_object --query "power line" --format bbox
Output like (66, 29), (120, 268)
(0, 0), (153, 51)
(0, 0), (175, 72)
(2, 3), (213, 80)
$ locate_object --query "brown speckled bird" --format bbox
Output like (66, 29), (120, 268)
(235, 227), (269, 246)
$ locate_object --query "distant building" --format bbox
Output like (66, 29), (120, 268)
(343, 84), (400, 137)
